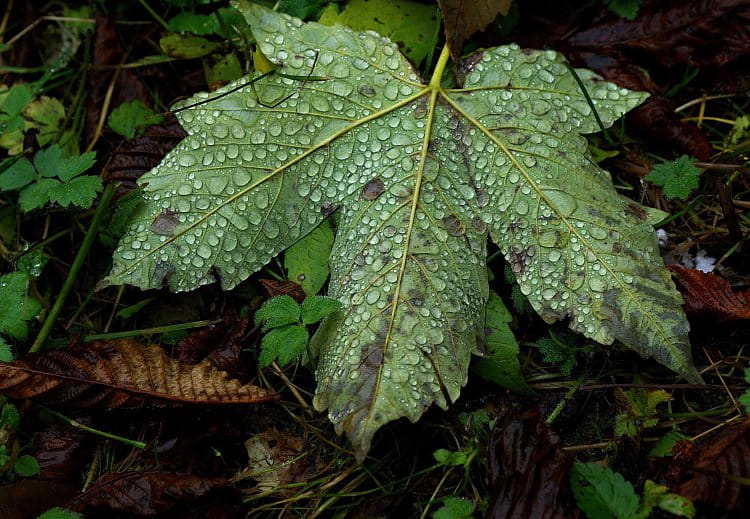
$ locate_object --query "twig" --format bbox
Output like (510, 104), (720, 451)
(43, 407), (147, 449)
(82, 319), (219, 341)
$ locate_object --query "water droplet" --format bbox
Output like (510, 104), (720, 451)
(179, 154), (197, 167)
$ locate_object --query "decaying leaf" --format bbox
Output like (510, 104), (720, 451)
(0, 339), (277, 407)
(68, 471), (229, 516)
(567, 0), (750, 68)
(437, 0), (512, 60)
(675, 417), (750, 510)
(104, 3), (698, 458)
(260, 278), (307, 302)
(669, 265), (750, 321)
(488, 409), (578, 519)
(243, 428), (319, 495)
(102, 113), (187, 195)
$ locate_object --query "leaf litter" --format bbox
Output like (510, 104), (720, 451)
(1, 0), (749, 517)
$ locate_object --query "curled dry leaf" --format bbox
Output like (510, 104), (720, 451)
(675, 417), (750, 510)
(487, 408), (579, 519)
(437, 0), (513, 60)
(669, 265), (750, 321)
(0, 339), (277, 407)
(103, 113), (188, 195)
(68, 471), (229, 516)
(259, 278), (307, 303)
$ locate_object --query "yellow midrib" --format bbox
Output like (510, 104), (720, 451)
(360, 45), (452, 431)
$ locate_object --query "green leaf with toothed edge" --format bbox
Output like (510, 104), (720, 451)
(102, 2), (700, 460)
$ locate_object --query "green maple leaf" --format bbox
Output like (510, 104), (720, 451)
(103, 2), (700, 459)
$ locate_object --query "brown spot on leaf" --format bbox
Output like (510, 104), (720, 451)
(150, 210), (179, 235)
(362, 177), (385, 200)
(443, 214), (465, 237)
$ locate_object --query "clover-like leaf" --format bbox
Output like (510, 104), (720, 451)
(104, 2), (699, 459)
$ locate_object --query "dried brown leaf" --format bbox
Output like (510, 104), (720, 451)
(259, 278), (306, 303)
(0, 480), (77, 519)
(437, 0), (512, 60)
(0, 339), (277, 407)
(33, 421), (91, 481)
(567, 0), (750, 68)
(669, 265), (750, 321)
(487, 409), (579, 519)
(103, 113), (187, 196)
(675, 417), (750, 510)
(68, 471), (229, 516)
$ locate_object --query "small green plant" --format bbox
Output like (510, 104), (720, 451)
(570, 462), (694, 519)
(36, 508), (83, 519)
(0, 144), (99, 212)
(254, 295), (340, 367)
(536, 330), (581, 376)
(433, 496), (475, 519)
(108, 100), (164, 140)
(472, 291), (532, 394)
(738, 367), (750, 413)
(614, 388), (671, 438)
(0, 399), (40, 478)
(0, 84), (34, 136)
(645, 155), (701, 201)
(0, 272), (43, 361)
(603, 0), (642, 20)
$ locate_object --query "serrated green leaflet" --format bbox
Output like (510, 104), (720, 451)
(104, 2), (699, 459)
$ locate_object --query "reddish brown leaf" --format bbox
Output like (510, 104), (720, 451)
(102, 113), (187, 196)
(0, 339), (277, 407)
(68, 471), (229, 516)
(259, 278), (306, 303)
(626, 96), (714, 161)
(0, 480), (77, 519)
(487, 409), (579, 519)
(205, 315), (251, 375)
(172, 318), (233, 365)
(33, 421), (91, 481)
(437, 0), (512, 60)
(172, 312), (251, 375)
(675, 417), (750, 510)
(669, 265), (750, 320)
(567, 0), (750, 68)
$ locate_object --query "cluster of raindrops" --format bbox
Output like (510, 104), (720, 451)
(458, 44), (648, 135)
(316, 104), (499, 431)
(443, 45), (681, 349)
(107, 4), (430, 292)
